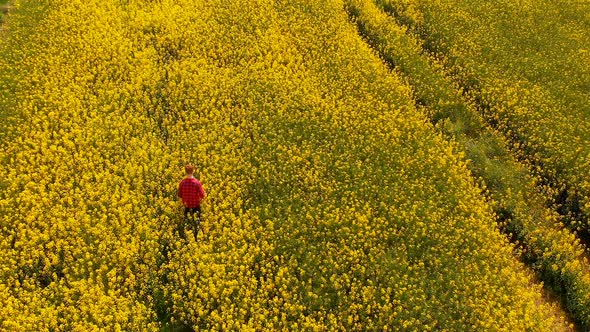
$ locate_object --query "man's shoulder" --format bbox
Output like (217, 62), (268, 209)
(181, 177), (200, 184)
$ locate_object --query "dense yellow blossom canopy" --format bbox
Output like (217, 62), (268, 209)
(0, 0), (580, 330)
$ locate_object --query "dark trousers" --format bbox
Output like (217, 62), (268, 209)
(180, 206), (202, 240)
(184, 206), (202, 221)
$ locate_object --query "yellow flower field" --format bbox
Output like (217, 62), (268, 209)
(0, 0), (578, 330)
(344, 0), (590, 327)
(377, 0), (590, 235)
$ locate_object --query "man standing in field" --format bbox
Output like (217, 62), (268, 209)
(177, 164), (206, 239)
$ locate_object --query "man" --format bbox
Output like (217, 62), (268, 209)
(177, 164), (206, 239)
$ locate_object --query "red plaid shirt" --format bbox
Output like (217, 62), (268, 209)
(178, 177), (205, 208)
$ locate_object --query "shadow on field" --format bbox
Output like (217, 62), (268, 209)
(0, 4), (11, 26)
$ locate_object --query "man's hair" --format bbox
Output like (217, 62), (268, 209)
(185, 164), (195, 175)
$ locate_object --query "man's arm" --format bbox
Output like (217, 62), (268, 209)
(198, 182), (206, 200)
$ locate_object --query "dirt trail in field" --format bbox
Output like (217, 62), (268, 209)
(532, 273), (577, 332)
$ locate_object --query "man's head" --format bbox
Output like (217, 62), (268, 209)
(185, 164), (195, 175)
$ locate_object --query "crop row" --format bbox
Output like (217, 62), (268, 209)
(345, 0), (590, 328)
(376, 0), (590, 237)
